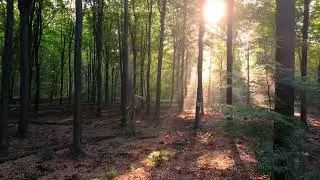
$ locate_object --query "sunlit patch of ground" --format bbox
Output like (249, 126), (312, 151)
(2, 105), (319, 179)
(309, 117), (320, 128)
(196, 150), (235, 170)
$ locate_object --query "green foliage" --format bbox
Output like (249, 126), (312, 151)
(212, 104), (311, 177)
(173, 140), (185, 150)
(146, 150), (175, 167)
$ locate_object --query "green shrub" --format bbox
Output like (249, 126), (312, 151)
(146, 150), (175, 167)
(212, 104), (310, 177)
(173, 141), (185, 150)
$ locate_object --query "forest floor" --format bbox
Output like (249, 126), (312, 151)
(0, 104), (319, 180)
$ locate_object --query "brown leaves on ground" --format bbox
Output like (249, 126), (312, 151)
(0, 105), (319, 179)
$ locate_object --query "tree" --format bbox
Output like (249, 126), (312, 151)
(300, 0), (311, 125)
(146, 0), (153, 113)
(68, 21), (74, 104)
(0, 0), (14, 153)
(155, 0), (167, 121)
(72, 0), (84, 157)
(274, 0), (296, 118)
(18, 0), (33, 135)
(195, 0), (205, 129)
(179, 0), (187, 113)
(95, 0), (104, 116)
(59, 26), (67, 105)
(226, 0), (234, 105)
(274, 0), (296, 178)
(170, 25), (177, 105)
(34, 0), (43, 112)
(121, 0), (130, 127)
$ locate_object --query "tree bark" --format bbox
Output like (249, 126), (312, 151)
(34, 0), (43, 113)
(274, 0), (296, 178)
(170, 30), (177, 105)
(300, 0), (311, 125)
(95, 0), (104, 116)
(104, 21), (111, 104)
(155, 0), (167, 121)
(140, 23), (146, 109)
(0, 0), (14, 153)
(179, 0), (187, 113)
(68, 21), (74, 104)
(246, 45), (250, 106)
(121, 0), (130, 127)
(226, 0), (234, 105)
(18, 0), (32, 135)
(72, 0), (83, 158)
(146, 0), (153, 114)
(195, 0), (205, 129)
(59, 28), (67, 105)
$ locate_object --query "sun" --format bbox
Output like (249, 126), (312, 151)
(204, 0), (226, 24)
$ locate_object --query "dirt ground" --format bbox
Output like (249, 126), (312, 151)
(0, 104), (319, 180)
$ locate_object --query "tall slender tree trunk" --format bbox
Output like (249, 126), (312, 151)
(111, 65), (115, 104)
(34, 0), (43, 112)
(60, 29), (67, 105)
(130, 0), (138, 124)
(195, 0), (205, 129)
(207, 58), (212, 106)
(87, 51), (91, 102)
(170, 32), (176, 105)
(184, 52), (189, 98)
(246, 45), (250, 106)
(72, 0), (83, 158)
(318, 60), (320, 84)
(179, 0), (187, 113)
(155, 0), (167, 121)
(300, 0), (311, 125)
(121, 0), (130, 127)
(28, 1), (35, 103)
(146, 0), (153, 113)
(226, 0), (234, 105)
(274, 0), (296, 178)
(95, 0), (104, 116)
(104, 53), (109, 104)
(91, 43), (96, 103)
(140, 23), (146, 109)
(104, 21), (111, 104)
(176, 41), (181, 103)
(0, 0), (14, 153)
(68, 22), (74, 104)
(18, 0), (32, 136)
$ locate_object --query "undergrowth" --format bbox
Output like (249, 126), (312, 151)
(146, 150), (175, 167)
(212, 104), (317, 179)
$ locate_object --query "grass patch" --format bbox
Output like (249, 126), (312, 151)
(104, 168), (117, 180)
(146, 150), (175, 167)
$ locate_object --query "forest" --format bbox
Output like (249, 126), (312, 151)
(0, 0), (320, 179)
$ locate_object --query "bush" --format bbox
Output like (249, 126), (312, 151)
(212, 104), (310, 177)
(146, 150), (175, 167)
